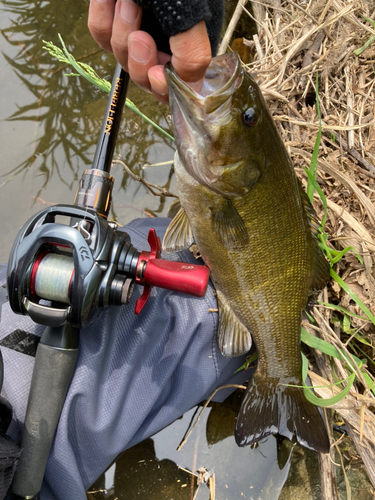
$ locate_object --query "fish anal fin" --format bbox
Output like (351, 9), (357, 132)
(217, 290), (252, 357)
(212, 199), (248, 249)
(235, 373), (330, 453)
(162, 205), (194, 253)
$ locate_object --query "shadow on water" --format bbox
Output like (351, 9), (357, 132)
(88, 390), (296, 500)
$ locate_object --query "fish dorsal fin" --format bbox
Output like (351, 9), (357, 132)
(298, 183), (330, 290)
(309, 238), (330, 291)
(298, 181), (321, 237)
(216, 289), (252, 357)
(162, 204), (194, 253)
(212, 199), (248, 249)
(167, 198), (181, 219)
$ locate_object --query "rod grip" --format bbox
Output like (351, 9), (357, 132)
(12, 339), (78, 497)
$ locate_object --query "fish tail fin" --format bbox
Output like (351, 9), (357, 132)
(235, 373), (330, 453)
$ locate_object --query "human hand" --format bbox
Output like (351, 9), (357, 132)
(88, 0), (212, 103)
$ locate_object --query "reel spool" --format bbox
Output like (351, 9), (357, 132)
(31, 253), (74, 305)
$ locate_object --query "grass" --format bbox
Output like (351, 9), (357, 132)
(43, 35), (174, 142)
(300, 72), (374, 407)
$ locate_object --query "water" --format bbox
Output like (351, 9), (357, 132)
(0, 0), (175, 262)
(0, 1), (328, 499)
(88, 391), (296, 500)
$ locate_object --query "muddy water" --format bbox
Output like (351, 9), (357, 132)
(0, 0), (175, 262)
(0, 1), (339, 499)
(88, 391), (296, 500)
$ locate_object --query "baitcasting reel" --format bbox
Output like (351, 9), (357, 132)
(7, 201), (208, 330)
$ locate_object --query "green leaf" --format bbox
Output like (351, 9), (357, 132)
(43, 36), (175, 142)
(353, 35), (375, 56)
(301, 353), (355, 406)
(301, 327), (363, 369)
(330, 245), (363, 265)
(317, 301), (368, 321)
(354, 343), (375, 366)
(318, 232), (335, 261)
(305, 169), (327, 229)
(235, 351), (258, 373)
(351, 334), (373, 347)
(362, 371), (375, 395)
(353, 16), (375, 55)
(301, 327), (342, 359)
(343, 314), (351, 333)
(330, 268), (375, 325)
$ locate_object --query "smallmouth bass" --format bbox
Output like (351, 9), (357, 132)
(164, 52), (330, 453)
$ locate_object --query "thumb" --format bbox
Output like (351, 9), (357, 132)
(169, 20), (212, 92)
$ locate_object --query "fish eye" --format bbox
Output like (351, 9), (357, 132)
(242, 107), (258, 127)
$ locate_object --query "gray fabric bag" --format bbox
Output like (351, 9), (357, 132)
(0, 218), (251, 500)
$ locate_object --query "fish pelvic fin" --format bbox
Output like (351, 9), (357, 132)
(235, 373), (330, 453)
(162, 202), (194, 253)
(167, 198), (182, 219)
(216, 290), (252, 357)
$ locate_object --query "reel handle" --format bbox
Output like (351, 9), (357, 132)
(134, 228), (209, 314)
(143, 259), (209, 297)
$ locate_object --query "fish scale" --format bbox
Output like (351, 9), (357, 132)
(164, 51), (330, 452)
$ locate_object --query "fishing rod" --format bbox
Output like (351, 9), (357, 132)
(7, 63), (209, 500)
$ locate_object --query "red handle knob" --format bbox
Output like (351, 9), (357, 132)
(134, 228), (210, 315)
(143, 259), (209, 297)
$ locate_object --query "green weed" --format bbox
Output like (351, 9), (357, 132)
(301, 72), (374, 406)
(43, 35), (174, 142)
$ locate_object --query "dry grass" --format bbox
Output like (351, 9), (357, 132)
(220, 0), (375, 493)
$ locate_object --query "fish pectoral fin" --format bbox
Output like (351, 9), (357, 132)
(216, 290), (252, 357)
(162, 205), (194, 253)
(167, 198), (181, 219)
(212, 199), (248, 249)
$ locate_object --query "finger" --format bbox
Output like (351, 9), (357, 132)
(111, 0), (142, 71)
(127, 31), (159, 92)
(148, 64), (170, 104)
(88, 0), (116, 52)
(169, 20), (211, 92)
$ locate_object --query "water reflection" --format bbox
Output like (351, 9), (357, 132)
(88, 438), (198, 500)
(0, 0), (175, 260)
(88, 390), (296, 500)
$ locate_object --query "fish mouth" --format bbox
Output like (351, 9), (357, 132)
(165, 51), (243, 114)
(165, 51), (245, 194)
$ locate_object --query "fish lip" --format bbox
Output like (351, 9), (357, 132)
(164, 51), (242, 107)
(164, 63), (200, 102)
